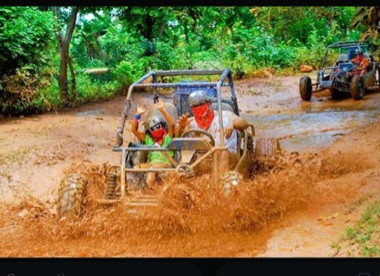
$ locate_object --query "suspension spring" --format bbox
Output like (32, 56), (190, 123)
(105, 172), (117, 199)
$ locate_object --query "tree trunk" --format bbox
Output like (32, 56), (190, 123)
(184, 22), (189, 43)
(228, 25), (234, 41)
(145, 15), (154, 41)
(67, 55), (76, 103)
(81, 31), (99, 59)
(55, 7), (79, 106)
(158, 21), (166, 40)
(192, 17), (197, 34)
(58, 40), (69, 104)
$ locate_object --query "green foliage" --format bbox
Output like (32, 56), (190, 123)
(1, 6), (371, 116)
(351, 7), (380, 45)
(0, 7), (55, 76)
(112, 59), (147, 87)
(32, 78), (60, 112)
(342, 199), (380, 256)
(0, 65), (55, 115)
(75, 73), (118, 103)
(0, 7), (55, 115)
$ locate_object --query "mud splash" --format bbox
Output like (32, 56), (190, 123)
(2, 148), (370, 256)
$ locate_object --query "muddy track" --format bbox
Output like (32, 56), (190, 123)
(0, 75), (379, 257)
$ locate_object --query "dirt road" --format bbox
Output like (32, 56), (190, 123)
(0, 74), (379, 256)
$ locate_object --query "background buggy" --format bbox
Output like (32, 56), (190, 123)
(300, 41), (380, 101)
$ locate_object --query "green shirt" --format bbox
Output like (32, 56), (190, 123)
(145, 134), (174, 166)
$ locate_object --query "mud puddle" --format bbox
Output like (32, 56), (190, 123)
(242, 105), (380, 153)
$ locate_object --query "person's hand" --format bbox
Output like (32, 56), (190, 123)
(136, 104), (147, 115)
(224, 125), (234, 139)
(177, 113), (190, 129)
(224, 128), (234, 139)
(115, 132), (123, 147)
(155, 98), (165, 110)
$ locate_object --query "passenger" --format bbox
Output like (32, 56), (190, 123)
(175, 90), (249, 154)
(131, 98), (175, 189)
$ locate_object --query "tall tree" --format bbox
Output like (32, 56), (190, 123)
(116, 7), (175, 55)
(54, 6), (79, 106)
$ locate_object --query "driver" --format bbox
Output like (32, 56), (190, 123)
(175, 90), (249, 154)
(351, 48), (364, 65)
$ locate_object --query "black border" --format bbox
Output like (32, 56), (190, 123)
(1, 258), (380, 275)
(1, 2), (380, 276)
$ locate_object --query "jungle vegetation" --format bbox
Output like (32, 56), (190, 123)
(0, 6), (378, 115)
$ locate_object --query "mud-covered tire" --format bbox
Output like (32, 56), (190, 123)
(57, 174), (87, 218)
(350, 76), (365, 100)
(329, 88), (340, 100)
(255, 136), (280, 158)
(300, 76), (312, 101)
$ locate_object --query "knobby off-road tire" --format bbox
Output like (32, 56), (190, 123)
(350, 75), (365, 100)
(57, 174), (88, 218)
(299, 76), (312, 101)
(255, 136), (280, 158)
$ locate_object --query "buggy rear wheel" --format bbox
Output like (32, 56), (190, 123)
(351, 76), (365, 100)
(300, 76), (312, 101)
(57, 174), (87, 218)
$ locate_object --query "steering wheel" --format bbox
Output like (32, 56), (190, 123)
(181, 128), (215, 147)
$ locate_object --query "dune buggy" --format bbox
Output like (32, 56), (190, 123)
(57, 69), (256, 217)
(300, 41), (380, 101)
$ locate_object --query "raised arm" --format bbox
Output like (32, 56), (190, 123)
(131, 104), (147, 142)
(156, 98), (175, 138)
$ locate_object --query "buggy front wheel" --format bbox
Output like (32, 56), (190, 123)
(57, 174), (87, 218)
(350, 76), (365, 100)
(300, 76), (312, 101)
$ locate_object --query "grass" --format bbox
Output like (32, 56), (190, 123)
(331, 197), (380, 257)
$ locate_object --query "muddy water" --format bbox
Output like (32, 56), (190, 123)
(242, 105), (380, 153)
(76, 109), (106, 116)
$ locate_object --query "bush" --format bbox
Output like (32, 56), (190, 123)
(0, 7), (54, 77)
(112, 58), (148, 88)
(0, 7), (55, 115)
(32, 78), (60, 112)
(76, 73), (119, 103)
(0, 66), (53, 115)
